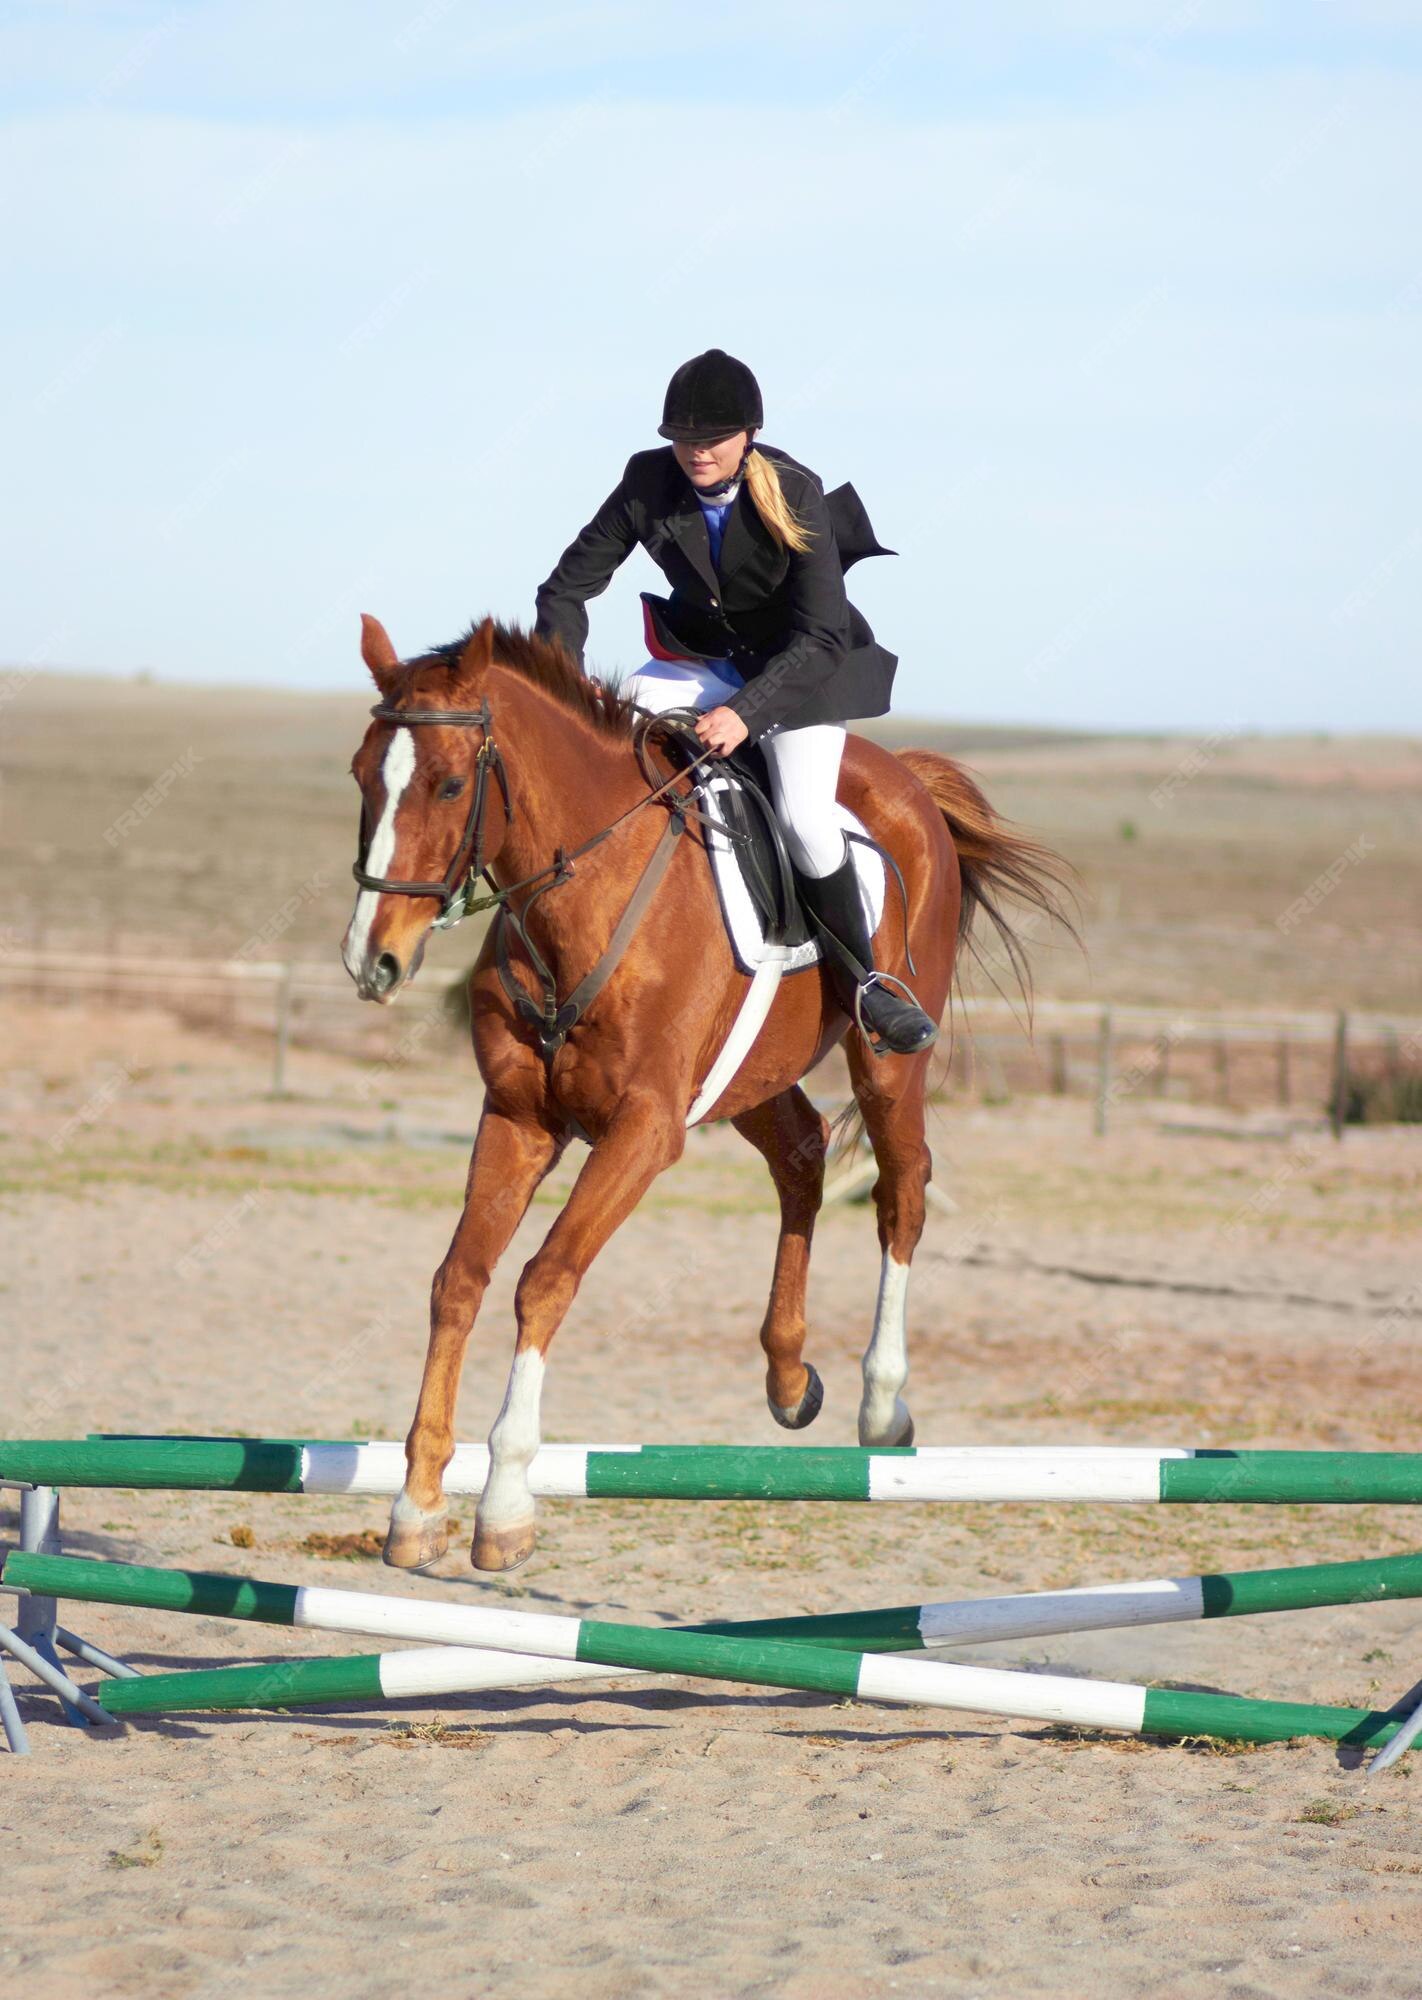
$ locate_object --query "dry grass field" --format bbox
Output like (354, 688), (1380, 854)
(4, 670), (1419, 1015)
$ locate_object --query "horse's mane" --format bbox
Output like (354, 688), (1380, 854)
(422, 619), (639, 740)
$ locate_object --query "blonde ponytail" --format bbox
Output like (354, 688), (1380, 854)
(742, 445), (815, 554)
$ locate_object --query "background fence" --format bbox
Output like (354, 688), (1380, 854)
(0, 940), (462, 1087)
(952, 997), (1421, 1136)
(3, 942), (1418, 1136)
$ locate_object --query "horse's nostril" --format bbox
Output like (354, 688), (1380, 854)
(372, 952), (402, 994)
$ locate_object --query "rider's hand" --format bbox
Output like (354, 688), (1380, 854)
(694, 705), (750, 757)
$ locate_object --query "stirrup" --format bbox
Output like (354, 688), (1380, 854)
(853, 972), (939, 1059)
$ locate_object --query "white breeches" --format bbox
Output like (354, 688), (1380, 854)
(622, 657), (848, 879)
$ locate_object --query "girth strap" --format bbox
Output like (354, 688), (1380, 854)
(495, 808), (686, 1061)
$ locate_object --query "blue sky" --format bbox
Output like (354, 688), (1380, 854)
(3, 2), (1419, 729)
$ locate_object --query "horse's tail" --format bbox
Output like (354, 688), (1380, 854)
(896, 748), (1079, 1011)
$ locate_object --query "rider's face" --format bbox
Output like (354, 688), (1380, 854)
(672, 430), (749, 488)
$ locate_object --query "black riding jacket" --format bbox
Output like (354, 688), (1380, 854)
(533, 444), (897, 741)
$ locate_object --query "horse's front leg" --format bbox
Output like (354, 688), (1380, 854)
(384, 1105), (563, 1570)
(472, 1097), (685, 1571)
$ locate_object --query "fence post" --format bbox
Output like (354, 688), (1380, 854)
(1275, 1036), (1291, 1108)
(272, 962), (294, 1098)
(1329, 1008), (1350, 1141)
(1093, 1008), (1113, 1137)
(1154, 1035), (1170, 1098)
(1049, 1033), (1067, 1095)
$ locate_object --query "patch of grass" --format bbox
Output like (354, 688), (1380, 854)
(383, 1718), (488, 1749)
(988, 1395), (1214, 1426)
(1344, 1065), (1422, 1126)
(299, 1528), (385, 1560)
(0, 1141), (782, 1218)
(1039, 1726), (1153, 1754)
(108, 1829), (163, 1869)
(1297, 1799), (1359, 1825)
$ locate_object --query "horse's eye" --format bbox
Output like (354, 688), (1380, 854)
(439, 777), (466, 801)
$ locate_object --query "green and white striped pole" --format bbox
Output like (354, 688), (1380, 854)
(12, 1547), (1422, 1654)
(6, 1438), (1422, 1503)
(12, 1546), (1421, 1652)
(715, 1549), (1422, 1649)
(5, 1553), (1412, 1747)
(82, 1648), (1420, 1746)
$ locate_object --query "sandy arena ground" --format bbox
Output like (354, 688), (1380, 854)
(2, 995), (1420, 1999)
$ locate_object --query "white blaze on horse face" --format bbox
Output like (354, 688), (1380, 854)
(479, 1347), (546, 1532)
(859, 1252), (911, 1446)
(342, 727), (417, 975)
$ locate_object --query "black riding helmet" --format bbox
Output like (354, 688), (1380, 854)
(658, 348), (763, 443)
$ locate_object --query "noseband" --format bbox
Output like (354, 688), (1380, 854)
(352, 696), (512, 929)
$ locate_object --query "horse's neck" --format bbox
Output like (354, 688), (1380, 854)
(488, 675), (647, 909)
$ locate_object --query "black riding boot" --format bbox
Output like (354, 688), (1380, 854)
(797, 852), (939, 1057)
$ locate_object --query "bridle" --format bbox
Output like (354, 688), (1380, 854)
(351, 693), (721, 935)
(349, 690), (717, 1061)
(352, 697), (512, 930)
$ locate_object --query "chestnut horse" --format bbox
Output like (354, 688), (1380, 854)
(342, 613), (1068, 1572)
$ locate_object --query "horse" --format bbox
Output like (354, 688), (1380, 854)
(342, 612), (1071, 1572)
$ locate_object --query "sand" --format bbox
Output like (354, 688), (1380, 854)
(2, 996), (1420, 1998)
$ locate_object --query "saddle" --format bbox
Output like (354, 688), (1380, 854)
(712, 740), (813, 950)
(649, 716), (888, 978)
(487, 709), (895, 1079)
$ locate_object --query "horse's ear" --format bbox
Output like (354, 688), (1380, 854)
(359, 613), (400, 693)
(456, 616), (495, 680)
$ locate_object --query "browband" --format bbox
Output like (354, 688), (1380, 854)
(370, 702), (493, 727)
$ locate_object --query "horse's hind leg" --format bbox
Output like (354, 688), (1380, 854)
(732, 1085), (829, 1429)
(845, 1044), (933, 1448)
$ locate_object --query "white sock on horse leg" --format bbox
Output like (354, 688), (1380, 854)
(480, 1347), (545, 1531)
(859, 1251), (912, 1446)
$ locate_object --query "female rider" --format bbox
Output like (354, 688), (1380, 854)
(533, 347), (937, 1056)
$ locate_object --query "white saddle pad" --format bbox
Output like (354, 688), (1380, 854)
(702, 774), (887, 976)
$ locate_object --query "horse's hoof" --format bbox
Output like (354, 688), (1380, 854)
(383, 1509), (449, 1571)
(471, 1516), (537, 1573)
(859, 1399), (914, 1448)
(769, 1362), (824, 1432)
